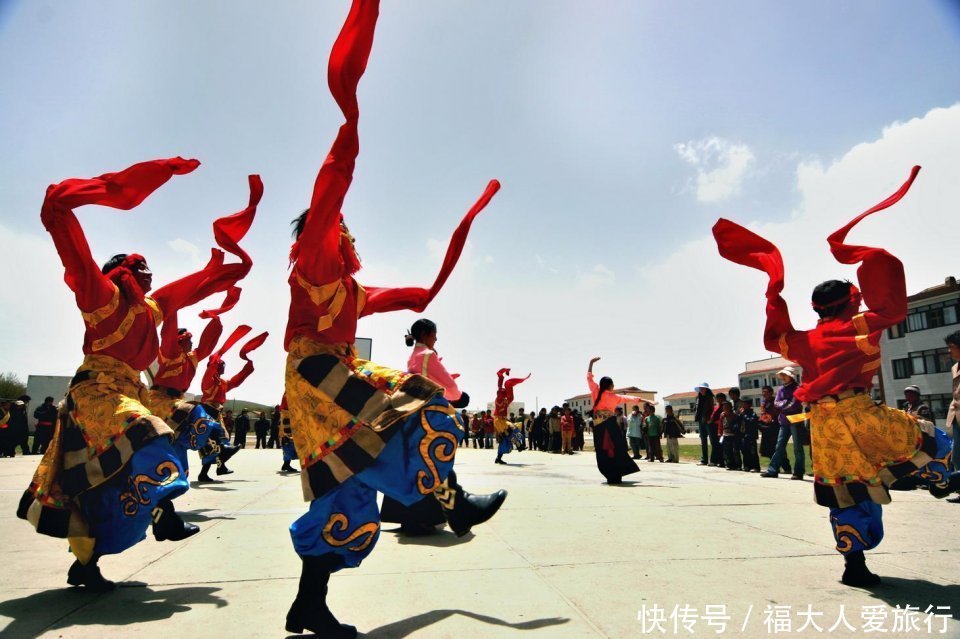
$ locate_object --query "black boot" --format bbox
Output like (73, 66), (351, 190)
(434, 470), (507, 537)
(67, 557), (116, 591)
(196, 463), (219, 483)
(215, 459), (234, 476)
(152, 498), (200, 542)
(281, 460), (299, 473)
(841, 551), (881, 587)
(285, 554), (357, 638)
(929, 473), (960, 499)
(218, 441), (240, 464)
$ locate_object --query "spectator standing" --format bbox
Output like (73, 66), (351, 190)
(573, 410), (585, 451)
(471, 413), (482, 448)
(548, 407), (562, 453)
(739, 399), (761, 472)
(627, 405), (644, 460)
(694, 383), (716, 466)
(31, 396), (58, 455)
(758, 385), (787, 472)
(233, 408), (251, 448)
(643, 404), (664, 462)
(254, 411), (270, 448)
(719, 399), (741, 470)
(483, 410), (495, 449)
(9, 396), (32, 456)
(268, 405), (281, 448)
(902, 385), (935, 424)
(662, 405), (684, 463)
(516, 408), (527, 449)
(0, 400), (12, 457)
(945, 331), (960, 473)
(761, 367), (805, 480)
(560, 407), (575, 454)
(709, 392), (728, 468)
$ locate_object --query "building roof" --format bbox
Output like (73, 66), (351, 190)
(907, 276), (959, 305)
(664, 387), (736, 401)
(564, 387), (656, 402)
(738, 363), (802, 376)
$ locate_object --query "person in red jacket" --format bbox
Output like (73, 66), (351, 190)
(17, 158), (253, 591)
(280, 2), (506, 636)
(714, 166), (958, 587)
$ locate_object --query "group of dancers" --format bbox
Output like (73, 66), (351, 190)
(13, 0), (960, 636)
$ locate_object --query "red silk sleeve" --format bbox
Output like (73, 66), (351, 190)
(360, 180), (501, 316)
(195, 316), (225, 362)
(152, 175), (262, 316)
(291, 0), (380, 282)
(713, 218), (797, 356)
(503, 374), (530, 404)
(226, 331), (268, 392)
(497, 368), (509, 390)
(827, 166), (918, 331)
(40, 157), (200, 312)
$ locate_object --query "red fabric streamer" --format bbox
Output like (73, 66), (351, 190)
(712, 166), (920, 402)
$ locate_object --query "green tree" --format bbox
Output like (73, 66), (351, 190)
(0, 372), (27, 400)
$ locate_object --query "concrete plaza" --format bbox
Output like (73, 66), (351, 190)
(1, 445), (958, 638)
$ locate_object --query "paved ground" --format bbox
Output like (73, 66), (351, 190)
(1, 445), (959, 639)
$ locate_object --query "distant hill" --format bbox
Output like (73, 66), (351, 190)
(223, 398), (275, 417)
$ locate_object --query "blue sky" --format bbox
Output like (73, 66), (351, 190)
(1, 1), (958, 408)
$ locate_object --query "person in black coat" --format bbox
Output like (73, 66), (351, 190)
(233, 408), (251, 448)
(32, 396), (59, 454)
(254, 411), (270, 449)
(9, 396), (32, 456)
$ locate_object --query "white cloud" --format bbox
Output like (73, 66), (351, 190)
(674, 136), (756, 202)
(167, 238), (201, 266)
(577, 264), (615, 290)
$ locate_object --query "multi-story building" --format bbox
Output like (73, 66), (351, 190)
(880, 276), (959, 421)
(663, 387), (735, 432)
(737, 356), (801, 405)
(563, 387), (657, 417)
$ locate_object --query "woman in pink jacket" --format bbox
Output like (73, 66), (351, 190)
(588, 357), (647, 484)
(381, 319), (476, 534)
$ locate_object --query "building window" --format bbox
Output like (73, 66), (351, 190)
(887, 322), (905, 339)
(753, 379), (760, 388)
(907, 312), (928, 332)
(892, 358), (911, 379)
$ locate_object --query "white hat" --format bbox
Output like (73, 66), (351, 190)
(694, 382), (711, 391)
(776, 366), (798, 380)
(904, 385), (921, 394)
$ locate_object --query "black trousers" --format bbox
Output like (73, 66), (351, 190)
(255, 432), (268, 448)
(722, 434), (741, 469)
(709, 428), (723, 466)
(31, 425), (54, 454)
(741, 437), (760, 470)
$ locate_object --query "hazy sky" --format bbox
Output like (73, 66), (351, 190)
(1, 1), (958, 409)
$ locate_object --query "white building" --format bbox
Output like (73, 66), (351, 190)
(737, 356), (801, 405)
(879, 276), (959, 421)
(24, 375), (70, 428)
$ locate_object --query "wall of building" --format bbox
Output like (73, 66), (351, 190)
(880, 284), (959, 420)
(25, 375), (71, 428)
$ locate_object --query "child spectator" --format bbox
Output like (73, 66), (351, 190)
(720, 400), (742, 470)
(662, 405), (684, 463)
(739, 399), (762, 472)
(560, 406), (575, 454)
(643, 403), (664, 462)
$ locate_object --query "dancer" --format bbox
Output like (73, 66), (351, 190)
(587, 357), (647, 484)
(282, 2), (505, 635)
(194, 324), (268, 482)
(713, 165), (958, 587)
(493, 368), (530, 464)
(17, 157), (248, 590)
(382, 318), (472, 534)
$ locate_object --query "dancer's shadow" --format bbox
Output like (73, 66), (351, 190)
(861, 577), (960, 621)
(391, 529), (475, 547)
(189, 483), (238, 492)
(358, 609), (569, 638)
(0, 585), (226, 638)
(607, 480), (641, 487)
(180, 508), (235, 523)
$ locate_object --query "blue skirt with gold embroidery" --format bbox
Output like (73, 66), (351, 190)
(290, 397), (462, 568)
(77, 437), (189, 557)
